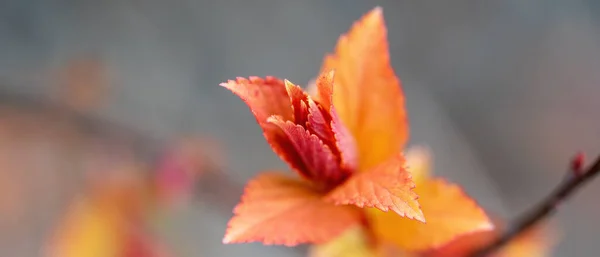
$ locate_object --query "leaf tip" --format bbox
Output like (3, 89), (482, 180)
(325, 69), (335, 80)
(222, 223), (240, 244)
(219, 80), (235, 89)
(283, 79), (295, 88)
(365, 6), (384, 24)
(414, 210), (426, 223)
(222, 235), (232, 244)
(371, 6), (383, 16)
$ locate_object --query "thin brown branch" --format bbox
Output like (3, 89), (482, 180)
(467, 154), (600, 257)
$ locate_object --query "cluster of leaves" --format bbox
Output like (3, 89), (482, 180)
(221, 7), (553, 257)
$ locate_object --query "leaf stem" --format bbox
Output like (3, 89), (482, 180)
(467, 154), (600, 257)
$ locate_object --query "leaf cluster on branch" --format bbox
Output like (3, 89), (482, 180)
(220, 7), (598, 257)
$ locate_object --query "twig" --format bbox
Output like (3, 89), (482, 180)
(468, 154), (600, 257)
(0, 88), (244, 210)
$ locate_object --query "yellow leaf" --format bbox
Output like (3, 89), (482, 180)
(45, 199), (125, 257)
(368, 179), (493, 251)
(308, 227), (379, 257)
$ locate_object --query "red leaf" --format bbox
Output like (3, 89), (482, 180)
(220, 77), (293, 122)
(306, 98), (334, 144)
(284, 79), (310, 126)
(330, 106), (358, 171)
(313, 71), (358, 171)
(221, 77), (311, 179)
(223, 173), (363, 246)
(324, 155), (424, 221)
(267, 116), (349, 186)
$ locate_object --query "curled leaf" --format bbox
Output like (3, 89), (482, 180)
(221, 77), (311, 179)
(325, 155), (423, 221)
(267, 116), (348, 186)
(284, 79), (310, 125)
(223, 172), (362, 246)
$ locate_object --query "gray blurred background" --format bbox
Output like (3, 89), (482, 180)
(1, 0), (600, 256)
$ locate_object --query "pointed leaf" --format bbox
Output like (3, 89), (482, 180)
(285, 78), (336, 151)
(320, 7), (408, 170)
(325, 155), (423, 221)
(268, 116), (348, 185)
(284, 79), (310, 125)
(221, 77), (293, 122)
(223, 172), (362, 246)
(306, 97), (334, 144)
(221, 77), (311, 179)
(314, 70), (334, 112)
(367, 178), (493, 252)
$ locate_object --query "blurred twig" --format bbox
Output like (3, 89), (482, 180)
(468, 154), (600, 257)
(0, 88), (241, 211)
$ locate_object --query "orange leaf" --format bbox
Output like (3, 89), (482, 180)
(223, 172), (362, 246)
(320, 7), (408, 171)
(221, 77), (312, 179)
(267, 116), (348, 185)
(221, 77), (293, 122)
(324, 155), (423, 221)
(313, 70), (334, 112)
(367, 178), (493, 252)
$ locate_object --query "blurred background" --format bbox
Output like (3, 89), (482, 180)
(1, 0), (600, 256)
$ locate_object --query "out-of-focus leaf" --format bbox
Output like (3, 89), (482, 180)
(368, 178), (493, 252)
